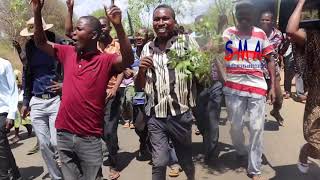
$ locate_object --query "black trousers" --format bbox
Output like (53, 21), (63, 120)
(0, 113), (21, 180)
(147, 111), (195, 180)
(102, 90), (123, 170)
(195, 81), (223, 159)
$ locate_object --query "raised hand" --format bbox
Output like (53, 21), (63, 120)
(139, 56), (154, 73)
(66, 0), (74, 11)
(30, 0), (45, 12)
(104, 5), (122, 26)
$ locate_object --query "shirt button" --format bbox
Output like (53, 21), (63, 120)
(79, 65), (82, 68)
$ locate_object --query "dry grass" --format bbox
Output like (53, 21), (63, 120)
(0, 42), (23, 80)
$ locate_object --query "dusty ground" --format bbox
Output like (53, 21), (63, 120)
(9, 80), (320, 180)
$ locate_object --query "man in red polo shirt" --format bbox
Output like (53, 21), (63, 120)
(31, 0), (134, 180)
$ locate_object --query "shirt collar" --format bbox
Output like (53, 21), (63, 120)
(149, 35), (179, 53)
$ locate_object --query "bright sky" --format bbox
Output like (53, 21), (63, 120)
(72, 0), (215, 24)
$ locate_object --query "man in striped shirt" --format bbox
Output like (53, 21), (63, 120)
(222, 1), (276, 180)
(135, 4), (197, 180)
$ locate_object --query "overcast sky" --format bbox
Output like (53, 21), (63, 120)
(72, 0), (214, 24)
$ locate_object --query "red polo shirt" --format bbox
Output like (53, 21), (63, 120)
(53, 44), (117, 137)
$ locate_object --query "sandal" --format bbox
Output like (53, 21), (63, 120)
(109, 168), (120, 180)
(283, 92), (290, 99)
(252, 174), (265, 180)
(168, 165), (182, 177)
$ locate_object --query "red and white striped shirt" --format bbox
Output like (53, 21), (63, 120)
(222, 26), (274, 98)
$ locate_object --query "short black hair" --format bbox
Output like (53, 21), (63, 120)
(153, 4), (176, 21)
(261, 11), (274, 21)
(235, 0), (254, 13)
(79, 16), (102, 34)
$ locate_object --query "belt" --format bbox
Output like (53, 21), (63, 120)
(34, 93), (57, 99)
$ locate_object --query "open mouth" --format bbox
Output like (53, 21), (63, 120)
(157, 28), (167, 33)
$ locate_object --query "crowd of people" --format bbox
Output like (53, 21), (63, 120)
(0, 0), (319, 180)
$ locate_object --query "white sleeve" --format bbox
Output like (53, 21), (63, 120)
(5, 62), (18, 120)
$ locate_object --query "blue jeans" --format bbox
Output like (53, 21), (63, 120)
(57, 131), (102, 180)
(29, 96), (62, 180)
(195, 81), (223, 159)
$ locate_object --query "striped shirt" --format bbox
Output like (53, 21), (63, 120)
(222, 26), (274, 98)
(141, 34), (198, 118)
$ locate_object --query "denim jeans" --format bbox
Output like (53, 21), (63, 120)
(195, 81), (223, 159)
(29, 96), (62, 180)
(0, 113), (21, 180)
(147, 111), (195, 180)
(225, 95), (266, 175)
(57, 131), (102, 180)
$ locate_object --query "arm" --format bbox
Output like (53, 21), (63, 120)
(266, 55), (276, 103)
(286, 0), (306, 47)
(105, 6), (134, 72)
(32, 0), (56, 57)
(106, 73), (124, 99)
(5, 62), (18, 120)
(65, 0), (74, 38)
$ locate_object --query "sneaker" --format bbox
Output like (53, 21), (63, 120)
(297, 162), (309, 174)
(168, 164), (182, 177)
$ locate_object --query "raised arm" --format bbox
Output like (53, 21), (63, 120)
(65, 0), (74, 38)
(31, 0), (55, 57)
(105, 6), (134, 72)
(286, 0), (306, 47)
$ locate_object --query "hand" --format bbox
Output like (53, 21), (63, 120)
(20, 106), (29, 119)
(66, 0), (74, 11)
(124, 68), (134, 79)
(267, 88), (276, 105)
(106, 88), (117, 100)
(139, 56), (154, 73)
(12, 40), (22, 52)
(31, 0), (45, 13)
(298, 0), (305, 5)
(105, 5), (122, 26)
(47, 80), (63, 94)
(5, 119), (14, 133)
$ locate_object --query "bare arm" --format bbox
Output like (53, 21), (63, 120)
(286, 0), (306, 47)
(65, 0), (74, 38)
(266, 55), (276, 103)
(32, 0), (55, 57)
(105, 6), (134, 72)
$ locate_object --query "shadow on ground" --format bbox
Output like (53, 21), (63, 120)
(269, 161), (320, 180)
(19, 166), (44, 180)
(103, 150), (138, 172)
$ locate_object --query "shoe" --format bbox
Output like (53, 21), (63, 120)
(129, 123), (135, 129)
(195, 129), (201, 135)
(297, 162), (309, 174)
(109, 168), (120, 180)
(270, 110), (284, 126)
(27, 144), (39, 155)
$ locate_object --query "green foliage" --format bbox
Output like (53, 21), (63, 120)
(167, 37), (224, 86)
(91, 9), (106, 18)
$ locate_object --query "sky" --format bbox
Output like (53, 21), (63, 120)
(72, 0), (215, 24)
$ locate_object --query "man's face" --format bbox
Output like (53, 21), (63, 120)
(72, 18), (95, 51)
(153, 8), (176, 39)
(135, 29), (148, 47)
(99, 18), (111, 39)
(260, 14), (273, 33)
(236, 8), (253, 30)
